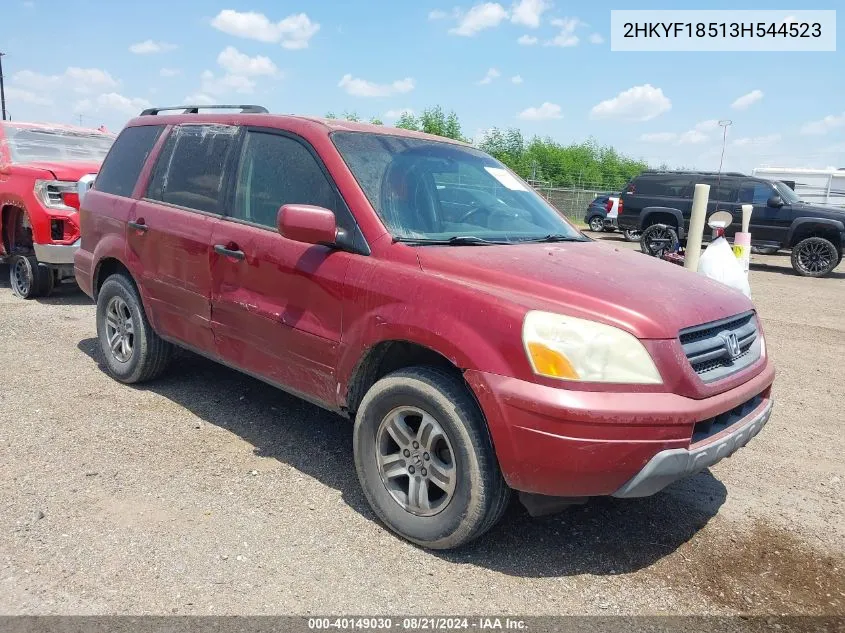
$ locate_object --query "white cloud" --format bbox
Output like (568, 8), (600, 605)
(449, 3), (509, 36)
(4, 87), (53, 106)
(217, 46), (279, 77)
(201, 70), (256, 96)
(510, 0), (550, 28)
(733, 134), (781, 146)
(693, 119), (720, 132)
(517, 102), (562, 120)
(477, 67), (501, 85)
(517, 34), (538, 45)
(13, 67), (118, 95)
(384, 108), (415, 120)
(210, 9), (320, 49)
(184, 94), (217, 106)
(546, 17), (582, 47)
(800, 112), (845, 135)
(76, 92), (152, 116)
(160, 68), (181, 77)
(731, 89), (764, 110)
(338, 74), (415, 98)
(588, 33), (604, 44)
(511, 74), (523, 84)
(428, 9), (447, 19)
(640, 132), (677, 143)
(678, 130), (709, 145)
(590, 84), (671, 121)
(129, 40), (177, 54)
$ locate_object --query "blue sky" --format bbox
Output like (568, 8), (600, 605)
(2, 0), (843, 173)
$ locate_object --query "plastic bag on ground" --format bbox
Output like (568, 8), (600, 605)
(697, 236), (751, 297)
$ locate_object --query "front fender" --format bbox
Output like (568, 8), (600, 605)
(786, 216), (845, 247)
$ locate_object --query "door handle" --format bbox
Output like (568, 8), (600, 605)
(214, 244), (245, 260)
(128, 220), (148, 233)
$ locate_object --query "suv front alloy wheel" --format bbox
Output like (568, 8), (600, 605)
(791, 237), (840, 277)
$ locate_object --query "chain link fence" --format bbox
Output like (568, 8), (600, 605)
(529, 181), (612, 224)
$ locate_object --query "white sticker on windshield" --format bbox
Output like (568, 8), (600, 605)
(484, 167), (529, 191)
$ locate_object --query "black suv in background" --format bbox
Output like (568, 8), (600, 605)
(617, 170), (845, 277)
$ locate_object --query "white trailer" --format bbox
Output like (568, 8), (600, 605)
(751, 167), (845, 208)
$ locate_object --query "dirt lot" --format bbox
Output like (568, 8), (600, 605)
(0, 234), (843, 616)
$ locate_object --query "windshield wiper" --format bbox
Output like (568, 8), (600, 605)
(518, 234), (587, 243)
(393, 235), (504, 246)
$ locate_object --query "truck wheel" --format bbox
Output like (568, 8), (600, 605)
(623, 229), (641, 242)
(96, 274), (173, 383)
(791, 237), (839, 277)
(353, 366), (510, 550)
(588, 216), (604, 232)
(9, 255), (52, 299)
(640, 224), (679, 257)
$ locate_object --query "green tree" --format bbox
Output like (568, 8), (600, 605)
(395, 111), (420, 131)
(369, 117), (384, 125)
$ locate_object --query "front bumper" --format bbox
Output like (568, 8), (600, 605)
(464, 358), (775, 498)
(613, 397), (772, 498)
(34, 240), (80, 265)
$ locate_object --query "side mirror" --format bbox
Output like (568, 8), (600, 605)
(767, 195), (784, 208)
(277, 204), (338, 246)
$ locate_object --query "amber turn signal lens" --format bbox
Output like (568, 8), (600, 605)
(526, 342), (579, 379)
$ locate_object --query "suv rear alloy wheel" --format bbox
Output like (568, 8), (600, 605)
(9, 254), (53, 299)
(791, 237), (840, 277)
(353, 367), (510, 549)
(622, 229), (641, 242)
(96, 274), (174, 383)
(588, 216), (604, 232)
(640, 224), (680, 257)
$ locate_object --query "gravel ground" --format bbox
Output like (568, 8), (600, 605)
(0, 235), (843, 616)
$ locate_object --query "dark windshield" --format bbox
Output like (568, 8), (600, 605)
(772, 180), (801, 204)
(2, 124), (114, 164)
(331, 132), (582, 243)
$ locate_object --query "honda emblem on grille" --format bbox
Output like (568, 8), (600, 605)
(723, 332), (741, 359)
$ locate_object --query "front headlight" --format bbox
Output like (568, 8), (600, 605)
(522, 310), (662, 384)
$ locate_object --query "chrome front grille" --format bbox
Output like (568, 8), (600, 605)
(679, 311), (761, 382)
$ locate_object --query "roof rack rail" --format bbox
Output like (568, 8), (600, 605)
(139, 104), (269, 116)
(642, 169), (747, 177)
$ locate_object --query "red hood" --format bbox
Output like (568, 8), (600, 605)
(18, 161), (101, 180)
(415, 240), (754, 339)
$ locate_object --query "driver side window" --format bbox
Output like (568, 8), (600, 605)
(739, 181), (775, 205)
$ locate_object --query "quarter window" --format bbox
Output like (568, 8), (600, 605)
(94, 125), (163, 197)
(633, 176), (693, 198)
(146, 124), (239, 213)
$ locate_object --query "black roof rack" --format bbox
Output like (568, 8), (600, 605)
(139, 104), (269, 116)
(642, 169), (747, 177)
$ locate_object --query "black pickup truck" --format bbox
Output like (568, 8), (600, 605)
(617, 170), (845, 277)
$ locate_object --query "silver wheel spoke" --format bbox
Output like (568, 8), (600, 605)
(407, 476), (430, 513)
(109, 333), (122, 353)
(385, 414), (414, 448)
(416, 414), (440, 451)
(379, 452), (407, 479)
(427, 459), (455, 492)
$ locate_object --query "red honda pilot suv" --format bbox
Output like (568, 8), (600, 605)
(75, 105), (775, 549)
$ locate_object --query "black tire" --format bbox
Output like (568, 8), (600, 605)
(751, 246), (779, 255)
(9, 254), (52, 299)
(622, 229), (641, 242)
(587, 216), (605, 232)
(640, 224), (679, 257)
(353, 366), (510, 550)
(791, 237), (839, 277)
(96, 273), (173, 383)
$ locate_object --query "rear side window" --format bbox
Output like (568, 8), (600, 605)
(94, 125), (163, 197)
(633, 175), (693, 198)
(146, 124), (239, 214)
(700, 178), (739, 202)
(231, 131), (339, 228)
